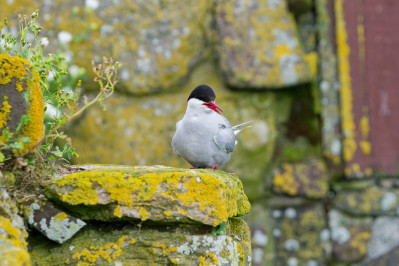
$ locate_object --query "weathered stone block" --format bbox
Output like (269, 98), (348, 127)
(216, 0), (313, 89)
(29, 218), (251, 265)
(0, 190), (31, 266)
(45, 165), (250, 227)
(1, 1), (212, 95)
(272, 204), (328, 265)
(20, 198), (86, 244)
(271, 159), (329, 199)
(334, 185), (399, 216)
(329, 209), (371, 263)
(366, 217), (399, 261)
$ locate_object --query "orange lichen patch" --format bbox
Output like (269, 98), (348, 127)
(0, 96), (12, 129)
(16, 71), (44, 155)
(0, 53), (29, 88)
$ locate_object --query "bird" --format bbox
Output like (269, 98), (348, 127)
(172, 84), (252, 170)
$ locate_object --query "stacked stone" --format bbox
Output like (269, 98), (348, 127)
(27, 165), (252, 265)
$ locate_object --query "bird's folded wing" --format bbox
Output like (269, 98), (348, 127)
(213, 123), (236, 153)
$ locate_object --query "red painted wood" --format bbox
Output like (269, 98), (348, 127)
(340, 0), (399, 176)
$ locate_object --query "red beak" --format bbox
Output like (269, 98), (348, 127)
(203, 101), (223, 115)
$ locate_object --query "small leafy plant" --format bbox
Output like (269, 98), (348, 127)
(0, 11), (120, 177)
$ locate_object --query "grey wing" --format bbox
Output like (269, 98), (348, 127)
(171, 120), (182, 157)
(213, 123), (236, 153)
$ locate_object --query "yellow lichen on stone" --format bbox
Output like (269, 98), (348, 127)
(0, 54), (44, 155)
(350, 231), (370, 255)
(304, 51), (318, 78)
(138, 207), (149, 221)
(0, 53), (29, 87)
(72, 237), (124, 264)
(0, 96), (12, 130)
(0, 216), (31, 266)
(47, 168), (250, 226)
(53, 212), (68, 222)
(16, 71), (44, 155)
(335, 0), (357, 163)
(272, 163), (299, 196)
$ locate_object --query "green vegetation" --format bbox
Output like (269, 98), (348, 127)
(0, 11), (120, 193)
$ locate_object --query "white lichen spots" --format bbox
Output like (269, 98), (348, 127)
(28, 203), (41, 225)
(307, 259), (319, 266)
(39, 215), (86, 244)
(331, 226), (350, 244)
(173, 39), (181, 49)
(252, 247), (264, 264)
(58, 31), (73, 44)
(115, 262), (123, 266)
(284, 208), (297, 219)
(252, 229), (268, 247)
(163, 50), (172, 60)
(288, 257), (298, 266)
(196, 177), (201, 182)
(320, 80), (330, 92)
(279, 54), (300, 85)
(137, 57), (152, 73)
(268, 0), (281, 9)
(272, 209), (282, 218)
(284, 239), (300, 251)
(273, 29), (298, 49)
(177, 235), (243, 265)
(367, 217), (399, 260)
(85, 0), (99, 9)
(273, 228), (281, 238)
(331, 138), (341, 155)
(381, 192), (396, 211)
(320, 228), (330, 243)
(183, 26), (190, 35)
(100, 24), (113, 37)
(69, 245), (75, 251)
(6, 0), (14, 4)
(120, 68), (130, 81)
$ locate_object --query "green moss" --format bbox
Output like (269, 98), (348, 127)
(29, 220), (251, 265)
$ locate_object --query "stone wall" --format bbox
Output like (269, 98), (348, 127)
(2, 0), (399, 265)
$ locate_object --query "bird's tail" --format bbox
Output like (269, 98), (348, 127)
(233, 120), (254, 137)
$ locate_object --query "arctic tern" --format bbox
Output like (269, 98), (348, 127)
(172, 84), (252, 169)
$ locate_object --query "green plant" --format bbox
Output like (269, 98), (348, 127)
(0, 10), (121, 172)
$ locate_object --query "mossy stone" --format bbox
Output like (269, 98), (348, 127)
(29, 218), (251, 265)
(45, 165), (251, 227)
(215, 0), (312, 89)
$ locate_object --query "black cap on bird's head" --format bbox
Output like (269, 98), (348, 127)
(188, 85), (223, 115)
(188, 84), (216, 103)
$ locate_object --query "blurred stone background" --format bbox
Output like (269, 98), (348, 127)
(3, 0), (399, 265)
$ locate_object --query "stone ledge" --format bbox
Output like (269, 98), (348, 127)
(45, 165), (251, 226)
